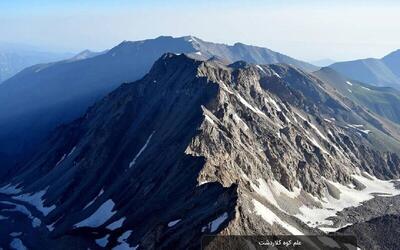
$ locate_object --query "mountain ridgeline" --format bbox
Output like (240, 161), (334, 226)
(1, 53), (400, 249)
(0, 44), (71, 83)
(314, 67), (400, 125)
(329, 50), (400, 89)
(0, 36), (318, 174)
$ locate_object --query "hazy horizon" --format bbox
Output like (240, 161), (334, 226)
(1, 0), (399, 62)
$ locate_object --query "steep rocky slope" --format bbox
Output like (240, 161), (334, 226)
(0, 54), (399, 249)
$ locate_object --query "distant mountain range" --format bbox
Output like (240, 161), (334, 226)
(0, 42), (72, 83)
(329, 50), (400, 89)
(1, 53), (399, 249)
(314, 67), (400, 125)
(0, 35), (318, 173)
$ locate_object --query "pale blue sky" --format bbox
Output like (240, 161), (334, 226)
(1, 0), (399, 61)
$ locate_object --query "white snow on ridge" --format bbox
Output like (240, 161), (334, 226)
(271, 180), (301, 199)
(0, 183), (22, 195)
(112, 230), (134, 250)
(194, 51), (202, 55)
(55, 154), (66, 166)
(84, 189), (104, 210)
(74, 199), (116, 228)
(252, 199), (303, 235)
(232, 113), (249, 131)
(13, 189), (56, 216)
(347, 124), (371, 135)
(296, 112), (307, 122)
(266, 96), (281, 112)
(271, 69), (281, 78)
(204, 114), (216, 125)
(219, 81), (234, 94)
(129, 131), (156, 168)
(346, 81), (353, 86)
(0, 201), (42, 228)
(318, 223), (353, 233)
(361, 86), (371, 91)
(67, 146), (77, 157)
(168, 219), (181, 227)
(236, 94), (267, 117)
(294, 173), (400, 231)
(307, 122), (328, 141)
(256, 65), (266, 74)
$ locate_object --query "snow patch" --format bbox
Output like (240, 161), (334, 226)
(361, 86), (371, 91)
(266, 96), (281, 112)
(318, 223), (353, 233)
(204, 114), (216, 125)
(74, 199), (116, 228)
(129, 131), (155, 168)
(252, 199), (303, 235)
(168, 219), (181, 227)
(112, 230), (134, 250)
(96, 234), (110, 247)
(297, 112), (307, 121)
(219, 81), (234, 94)
(348, 124), (371, 135)
(345, 81), (353, 86)
(84, 189), (104, 210)
(194, 51), (202, 55)
(10, 232), (22, 237)
(13, 189), (56, 216)
(271, 69), (281, 78)
(236, 94), (267, 117)
(107, 217), (126, 230)
(0, 183), (22, 195)
(232, 113), (249, 131)
(308, 122), (328, 141)
(67, 146), (76, 157)
(294, 173), (400, 231)
(208, 212), (229, 233)
(251, 179), (279, 208)
(0, 201), (41, 228)
(256, 65), (266, 74)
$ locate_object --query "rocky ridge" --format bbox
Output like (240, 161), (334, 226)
(1, 53), (400, 249)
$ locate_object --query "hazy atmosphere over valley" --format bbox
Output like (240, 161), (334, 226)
(1, 1), (400, 250)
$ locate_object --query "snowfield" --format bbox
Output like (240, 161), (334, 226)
(13, 189), (56, 216)
(74, 199), (116, 228)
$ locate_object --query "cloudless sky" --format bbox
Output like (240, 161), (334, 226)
(1, 0), (399, 61)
